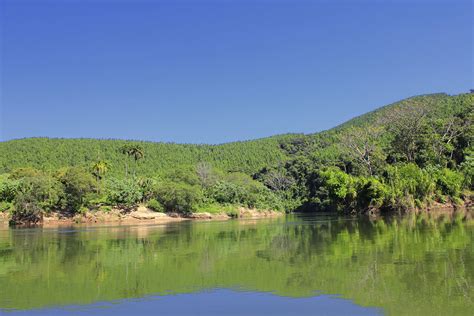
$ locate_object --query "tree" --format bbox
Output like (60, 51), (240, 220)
(381, 102), (429, 163)
(340, 126), (384, 176)
(255, 167), (294, 192)
(91, 160), (110, 193)
(155, 181), (203, 213)
(106, 178), (143, 207)
(11, 175), (63, 225)
(59, 167), (96, 211)
(119, 144), (145, 178)
(196, 161), (216, 188)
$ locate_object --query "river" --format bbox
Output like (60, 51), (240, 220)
(0, 212), (472, 315)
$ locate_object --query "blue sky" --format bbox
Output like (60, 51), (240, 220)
(1, 0), (472, 144)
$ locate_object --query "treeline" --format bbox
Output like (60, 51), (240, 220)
(0, 134), (297, 177)
(259, 93), (473, 213)
(0, 156), (285, 224)
(0, 93), (472, 222)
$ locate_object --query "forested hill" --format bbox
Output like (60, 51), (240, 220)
(0, 92), (472, 178)
(0, 134), (301, 177)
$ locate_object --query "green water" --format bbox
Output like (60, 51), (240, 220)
(0, 212), (472, 315)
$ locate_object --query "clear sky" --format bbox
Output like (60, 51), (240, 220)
(1, 0), (472, 144)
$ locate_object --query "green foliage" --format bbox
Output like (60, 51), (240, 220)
(0, 135), (293, 178)
(205, 173), (284, 211)
(312, 168), (356, 212)
(432, 168), (464, 198)
(459, 148), (474, 189)
(195, 202), (239, 216)
(99, 205), (112, 212)
(355, 177), (389, 209)
(106, 179), (143, 207)
(11, 175), (64, 223)
(0, 201), (13, 212)
(0, 175), (19, 202)
(155, 181), (203, 213)
(384, 164), (435, 203)
(147, 198), (164, 212)
(0, 93), (472, 219)
(206, 181), (246, 205)
(59, 167), (96, 211)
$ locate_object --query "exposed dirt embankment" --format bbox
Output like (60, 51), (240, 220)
(0, 206), (284, 227)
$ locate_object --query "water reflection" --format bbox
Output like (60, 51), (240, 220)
(0, 211), (472, 315)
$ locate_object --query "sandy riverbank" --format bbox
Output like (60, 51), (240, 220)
(0, 206), (284, 228)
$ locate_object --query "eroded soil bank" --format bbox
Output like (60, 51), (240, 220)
(0, 206), (284, 228)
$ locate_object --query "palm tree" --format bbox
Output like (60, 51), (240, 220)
(128, 145), (144, 177)
(119, 144), (144, 178)
(119, 145), (132, 178)
(92, 160), (110, 193)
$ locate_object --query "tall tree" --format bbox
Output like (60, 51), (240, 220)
(119, 145), (145, 178)
(381, 103), (428, 163)
(91, 160), (110, 193)
(340, 126), (384, 176)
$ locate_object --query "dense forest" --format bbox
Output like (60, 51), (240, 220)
(0, 92), (472, 224)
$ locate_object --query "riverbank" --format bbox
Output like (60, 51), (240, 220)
(0, 206), (284, 227)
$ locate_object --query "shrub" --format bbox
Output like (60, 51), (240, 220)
(137, 178), (157, 202)
(310, 167), (357, 212)
(155, 181), (203, 213)
(78, 206), (89, 214)
(0, 175), (19, 202)
(85, 194), (108, 208)
(159, 167), (200, 186)
(206, 175), (284, 211)
(59, 167), (96, 211)
(459, 149), (473, 189)
(106, 179), (143, 207)
(147, 198), (164, 212)
(196, 202), (239, 216)
(206, 181), (246, 205)
(356, 177), (389, 209)
(0, 201), (12, 212)
(99, 205), (112, 212)
(384, 164), (435, 203)
(11, 175), (64, 224)
(432, 168), (464, 198)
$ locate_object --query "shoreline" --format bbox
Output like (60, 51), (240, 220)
(1, 201), (471, 229)
(0, 206), (284, 228)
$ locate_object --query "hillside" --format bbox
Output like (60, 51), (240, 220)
(0, 92), (472, 223)
(0, 93), (472, 178)
(0, 134), (300, 177)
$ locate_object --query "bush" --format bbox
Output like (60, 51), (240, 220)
(99, 205), (112, 212)
(310, 167), (357, 212)
(459, 149), (473, 189)
(78, 206), (89, 214)
(432, 168), (464, 198)
(384, 164), (435, 203)
(138, 178), (157, 202)
(195, 202), (239, 216)
(11, 175), (64, 224)
(206, 181), (247, 205)
(155, 181), (203, 213)
(106, 179), (143, 207)
(0, 175), (19, 202)
(159, 167), (200, 186)
(59, 167), (96, 211)
(147, 198), (164, 212)
(356, 177), (389, 209)
(206, 174), (284, 211)
(85, 194), (108, 208)
(0, 201), (12, 212)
